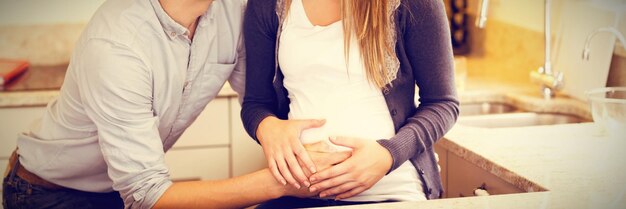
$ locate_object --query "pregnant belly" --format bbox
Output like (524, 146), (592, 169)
(290, 89), (395, 146)
(294, 108), (396, 151)
(288, 95), (426, 201)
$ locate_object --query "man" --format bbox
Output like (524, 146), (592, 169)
(2, 0), (342, 208)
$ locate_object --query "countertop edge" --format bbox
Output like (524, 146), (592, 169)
(438, 137), (548, 193)
(0, 87), (239, 108)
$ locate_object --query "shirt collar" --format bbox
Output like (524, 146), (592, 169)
(150, 0), (215, 39)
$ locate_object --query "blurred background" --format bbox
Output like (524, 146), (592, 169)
(0, 0), (625, 208)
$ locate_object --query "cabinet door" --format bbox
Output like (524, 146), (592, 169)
(165, 147), (230, 182)
(447, 153), (524, 198)
(230, 98), (267, 177)
(175, 99), (230, 148)
(0, 106), (46, 158)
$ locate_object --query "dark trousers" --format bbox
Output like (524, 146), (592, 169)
(2, 158), (123, 209)
(255, 196), (396, 209)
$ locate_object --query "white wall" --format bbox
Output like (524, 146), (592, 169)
(467, 0), (547, 32)
(0, 0), (105, 26)
(469, 0), (626, 33)
(488, 0), (546, 32)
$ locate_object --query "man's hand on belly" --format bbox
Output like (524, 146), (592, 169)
(256, 116), (326, 190)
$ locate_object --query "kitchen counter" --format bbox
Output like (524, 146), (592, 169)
(0, 85), (238, 108)
(1, 64), (67, 92)
(0, 65), (239, 107)
(326, 123), (625, 209)
(322, 78), (626, 209)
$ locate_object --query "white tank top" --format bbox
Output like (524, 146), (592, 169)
(278, 0), (426, 202)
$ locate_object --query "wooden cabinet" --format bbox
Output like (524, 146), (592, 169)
(0, 106), (46, 192)
(436, 142), (525, 198)
(229, 100), (267, 177)
(164, 147), (230, 182)
(165, 96), (267, 181)
(445, 151), (524, 198)
(0, 106), (46, 158)
(166, 97), (233, 181)
(174, 99), (230, 148)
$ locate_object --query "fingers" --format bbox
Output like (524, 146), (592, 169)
(297, 157), (314, 177)
(327, 151), (351, 165)
(259, 118), (331, 191)
(285, 147), (310, 187)
(298, 119), (326, 129)
(294, 143), (317, 174)
(309, 173), (353, 193)
(310, 160), (350, 184)
(335, 186), (369, 200)
(329, 136), (362, 149)
(319, 181), (360, 198)
(276, 154), (300, 189)
(268, 158), (286, 185)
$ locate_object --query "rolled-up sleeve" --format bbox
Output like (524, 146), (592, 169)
(76, 39), (172, 209)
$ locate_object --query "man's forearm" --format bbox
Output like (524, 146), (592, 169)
(151, 148), (348, 208)
(152, 169), (285, 209)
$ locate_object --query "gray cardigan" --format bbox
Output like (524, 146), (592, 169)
(241, 0), (459, 199)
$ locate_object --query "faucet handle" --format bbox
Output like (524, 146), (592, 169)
(530, 70), (564, 90)
(553, 71), (564, 90)
(582, 48), (591, 60)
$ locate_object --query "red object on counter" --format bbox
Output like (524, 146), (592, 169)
(0, 59), (29, 85)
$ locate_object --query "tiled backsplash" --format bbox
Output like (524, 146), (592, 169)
(0, 24), (85, 65)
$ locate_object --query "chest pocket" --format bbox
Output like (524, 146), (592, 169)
(206, 63), (235, 84)
(191, 63), (236, 103)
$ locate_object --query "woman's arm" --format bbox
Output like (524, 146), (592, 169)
(377, 0), (459, 173)
(240, 0), (279, 138)
(240, 0), (323, 190)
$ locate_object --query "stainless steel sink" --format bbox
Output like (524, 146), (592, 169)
(460, 102), (520, 116)
(458, 112), (589, 128)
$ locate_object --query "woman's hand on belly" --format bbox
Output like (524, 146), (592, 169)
(256, 116), (326, 189)
(308, 136), (393, 199)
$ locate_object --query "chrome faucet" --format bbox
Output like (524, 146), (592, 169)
(531, 0), (563, 100)
(582, 27), (626, 61)
(475, 0), (489, 29)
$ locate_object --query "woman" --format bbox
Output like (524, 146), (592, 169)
(241, 0), (459, 207)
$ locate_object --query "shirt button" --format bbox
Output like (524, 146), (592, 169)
(427, 188), (433, 195)
(418, 168), (425, 175)
(170, 32), (176, 37)
(383, 88), (390, 95)
(391, 109), (397, 116)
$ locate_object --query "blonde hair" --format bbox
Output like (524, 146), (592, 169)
(285, 0), (396, 89)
